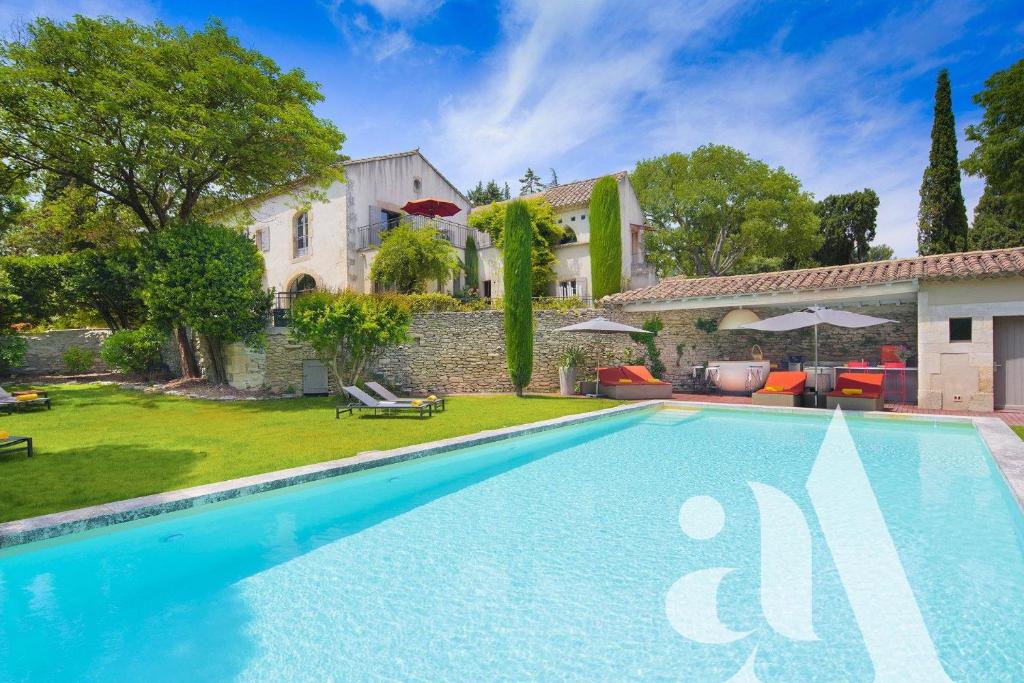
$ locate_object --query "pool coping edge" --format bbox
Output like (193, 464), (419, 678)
(0, 400), (658, 549)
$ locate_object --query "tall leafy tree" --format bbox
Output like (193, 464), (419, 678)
(143, 222), (272, 385)
(370, 221), (460, 293)
(866, 244), (896, 261)
(503, 182), (511, 200)
(519, 168), (544, 195)
(466, 180), (507, 207)
(633, 145), (821, 277)
(815, 189), (880, 265)
(288, 291), (410, 393)
(463, 233), (480, 293)
(963, 59), (1024, 223)
(468, 196), (563, 295)
(968, 186), (1024, 250)
(0, 16), (345, 376)
(589, 176), (622, 299)
(503, 200), (533, 397)
(917, 69), (969, 255)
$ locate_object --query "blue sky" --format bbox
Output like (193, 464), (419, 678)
(2, 0), (1022, 256)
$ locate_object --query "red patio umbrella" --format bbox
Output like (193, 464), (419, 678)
(402, 197), (461, 218)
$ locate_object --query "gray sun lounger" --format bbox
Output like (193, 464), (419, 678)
(0, 387), (50, 414)
(337, 385), (432, 419)
(366, 382), (445, 413)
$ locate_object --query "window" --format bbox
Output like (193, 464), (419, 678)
(559, 279), (577, 298)
(949, 317), (972, 342)
(379, 208), (401, 229)
(483, 280), (492, 299)
(413, 177), (422, 194)
(570, 216), (576, 221)
(580, 213), (586, 220)
(291, 274), (316, 295)
(253, 228), (269, 252)
(294, 212), (309, 257)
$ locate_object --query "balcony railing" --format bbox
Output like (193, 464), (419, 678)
(356, 215), (493, 250)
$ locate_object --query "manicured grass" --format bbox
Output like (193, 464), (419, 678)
(1014, 426), (1024, 441)
(0, 384), (620, 523)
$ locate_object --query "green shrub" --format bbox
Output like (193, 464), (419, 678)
(533, 296), (586, 311)
(589, 176), (622, 300)
(101, 327), (166, 376)
(0, 334), (26, 375)
(630, 315), (666, 378)
(503, 200), (534, 396)
(397, 292), (465, 313)
(464, 234), (480, 292)
(62, 346), (95, 374)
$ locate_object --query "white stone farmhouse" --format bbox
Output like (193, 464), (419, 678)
(240, 149), (657, 312)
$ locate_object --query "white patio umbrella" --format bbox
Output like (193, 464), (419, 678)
(740, 305), (896, 392)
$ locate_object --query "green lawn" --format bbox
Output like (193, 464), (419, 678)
(1014, 426), (1024, 440)
(0, 384), (620, 523)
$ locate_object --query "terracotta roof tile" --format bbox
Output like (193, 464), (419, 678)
(538, 171), (628, 210)
(604, 246), (1024, 305)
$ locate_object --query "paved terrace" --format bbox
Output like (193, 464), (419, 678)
(669, 392), (1024, 426)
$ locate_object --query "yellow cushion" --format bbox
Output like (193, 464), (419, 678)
(427, 395), (438, 401)
(764, 385), (784, 392)
(411, 399), (423, 406)
(618, 379), (633, 384)
(15, 393), (38, 402)
(0, 431), (8, 441)
(842, 388), (863, 396)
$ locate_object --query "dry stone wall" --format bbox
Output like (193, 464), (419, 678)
(14, 328), (110, 374)
(234, 303), (917, 395)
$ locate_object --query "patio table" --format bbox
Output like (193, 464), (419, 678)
(0, 435), (32, 458)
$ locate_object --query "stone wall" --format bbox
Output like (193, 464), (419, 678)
(228, 302), (917, 395)
(14, 328), (111, 374)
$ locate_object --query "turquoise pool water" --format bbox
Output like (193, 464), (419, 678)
(1, 407), (1023, 681)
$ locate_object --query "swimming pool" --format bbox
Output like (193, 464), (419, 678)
(1, 406), (1022, 680)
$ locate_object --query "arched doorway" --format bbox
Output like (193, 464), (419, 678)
(289, 274), (317, 297)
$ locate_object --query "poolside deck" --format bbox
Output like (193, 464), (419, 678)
(669, 392), (1024, 427)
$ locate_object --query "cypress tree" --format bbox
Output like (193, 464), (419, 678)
(918, 69), (969, 255)
(503, 200), (533, 396)
(589, 175), (622, 299)
(464, 233), (479, 292)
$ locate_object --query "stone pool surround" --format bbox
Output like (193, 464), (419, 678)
(2, 402), (1022, 549)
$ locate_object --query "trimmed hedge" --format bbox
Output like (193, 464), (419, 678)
(503, 200), (534, 396)
(589, 176), (622, 300)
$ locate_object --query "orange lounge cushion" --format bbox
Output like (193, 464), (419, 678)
(621, 365), (671, 385)
(827, 372), (884, 399)
(754, 371), (806, 396)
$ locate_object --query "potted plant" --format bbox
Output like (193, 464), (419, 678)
(557, 345), (586, 396)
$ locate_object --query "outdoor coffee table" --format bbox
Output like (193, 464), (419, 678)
(0, 435), (32, 458)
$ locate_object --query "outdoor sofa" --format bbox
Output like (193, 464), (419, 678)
(826, 373), (885, 411)
(751, 371), (807, 407)
(598, 366), (673, 400)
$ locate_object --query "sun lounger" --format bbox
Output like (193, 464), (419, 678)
(366, 381), (445, 413)
(598, 366), (673, 400)
(337, 385), (433, 418)
(0, 387), (50, 414)
(826, 373), (884, 411)
(752, 371), (806, 407)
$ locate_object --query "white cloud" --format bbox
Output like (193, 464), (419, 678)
(321, 0), (443, 62)
(433, 0), (987, 256)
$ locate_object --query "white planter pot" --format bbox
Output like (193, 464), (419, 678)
(558, 367), (578, 396)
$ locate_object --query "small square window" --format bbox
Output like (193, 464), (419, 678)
(581, 214), (586, 220)
(949, 317), (972, 342)
(570, 216), (576, 221)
